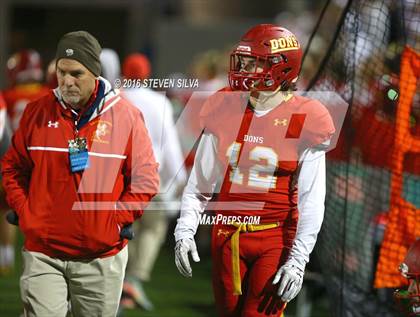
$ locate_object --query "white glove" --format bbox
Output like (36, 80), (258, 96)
(272, 263), (304, 302)
(174, 238), (201, 277)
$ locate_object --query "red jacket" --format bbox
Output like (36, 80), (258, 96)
(1, 78), (159, 259)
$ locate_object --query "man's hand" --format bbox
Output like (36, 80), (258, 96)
(6, 211), (19, 226)
(174, 238), (200, 277)
(272, 263), (304, 302)
(120, 224), (134, 240)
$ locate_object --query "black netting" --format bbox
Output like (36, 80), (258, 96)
(304, 0), (420, 316)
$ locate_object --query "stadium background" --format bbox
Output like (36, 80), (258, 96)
(0, 0), (418, 316)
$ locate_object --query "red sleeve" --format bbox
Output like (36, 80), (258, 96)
(302, 101), (335, 148)
(1, 103), (34, 216)
(116, 110), (160, 225)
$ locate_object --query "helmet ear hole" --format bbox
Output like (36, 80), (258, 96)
(270, 56), (280, 64)
(282, 67), (292, 74)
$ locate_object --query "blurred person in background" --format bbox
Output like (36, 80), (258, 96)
(4, 50), (50, 131)
(118, 53), (187, 312)
(165, 72), (192, 122)
(45, 58), (58, 89)
(0, 49), (49, 275)
(190, 50), (228, 92)
(353, 45), (419, 175)
(174, 24), (335, 317)
(100, 48), (121, 88)
(1, 31), (159, 316)
(0, 93), (12, 275)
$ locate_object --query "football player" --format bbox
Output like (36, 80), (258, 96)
(395, 239), (420, 316)
(0, 93), (12, 275)
(0, 50), (48, 275)
(174, 24), (335, 317)
(4, 49), (50, 131)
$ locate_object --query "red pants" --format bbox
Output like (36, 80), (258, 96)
(211, 217), (297, 317)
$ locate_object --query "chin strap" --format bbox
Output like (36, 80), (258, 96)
(250, 89), (293, 109)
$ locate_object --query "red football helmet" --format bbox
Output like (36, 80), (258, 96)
(7, 49), (43, 85)
(394, 239), (420, 316)
(229, 24), (303, 92)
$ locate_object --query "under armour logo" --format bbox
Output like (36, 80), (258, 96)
(274, 118), (288, 126)
(65, 49), (74, 56)
(48, 121), (59, 128)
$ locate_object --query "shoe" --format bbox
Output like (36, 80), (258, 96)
(120, 296), (136, 309)
(122, 277), (154, 311)
(117, 294), (135, 317)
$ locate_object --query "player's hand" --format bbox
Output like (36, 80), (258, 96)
(174, 238), (200, 278)
(272, 263), (304, 302)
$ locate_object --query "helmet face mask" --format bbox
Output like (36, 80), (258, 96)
(230, 54), (269, 90)
(228, 24), (302, 92)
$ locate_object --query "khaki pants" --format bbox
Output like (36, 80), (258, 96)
(21, 246), (128, 317)
(127, 210), (168, 281)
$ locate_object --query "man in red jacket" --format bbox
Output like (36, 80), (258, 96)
(1, 31), (159, 317)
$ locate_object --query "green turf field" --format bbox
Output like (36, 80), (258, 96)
(0, 231), (331, 317)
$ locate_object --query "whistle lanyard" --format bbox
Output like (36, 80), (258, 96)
(71, 80), (106, 135)
(67, 80), (106, 172)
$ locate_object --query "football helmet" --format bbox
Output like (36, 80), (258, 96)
(7, 49), (43, 85)
(229, 24), (302, 92)
(394, 239), (420, 316)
